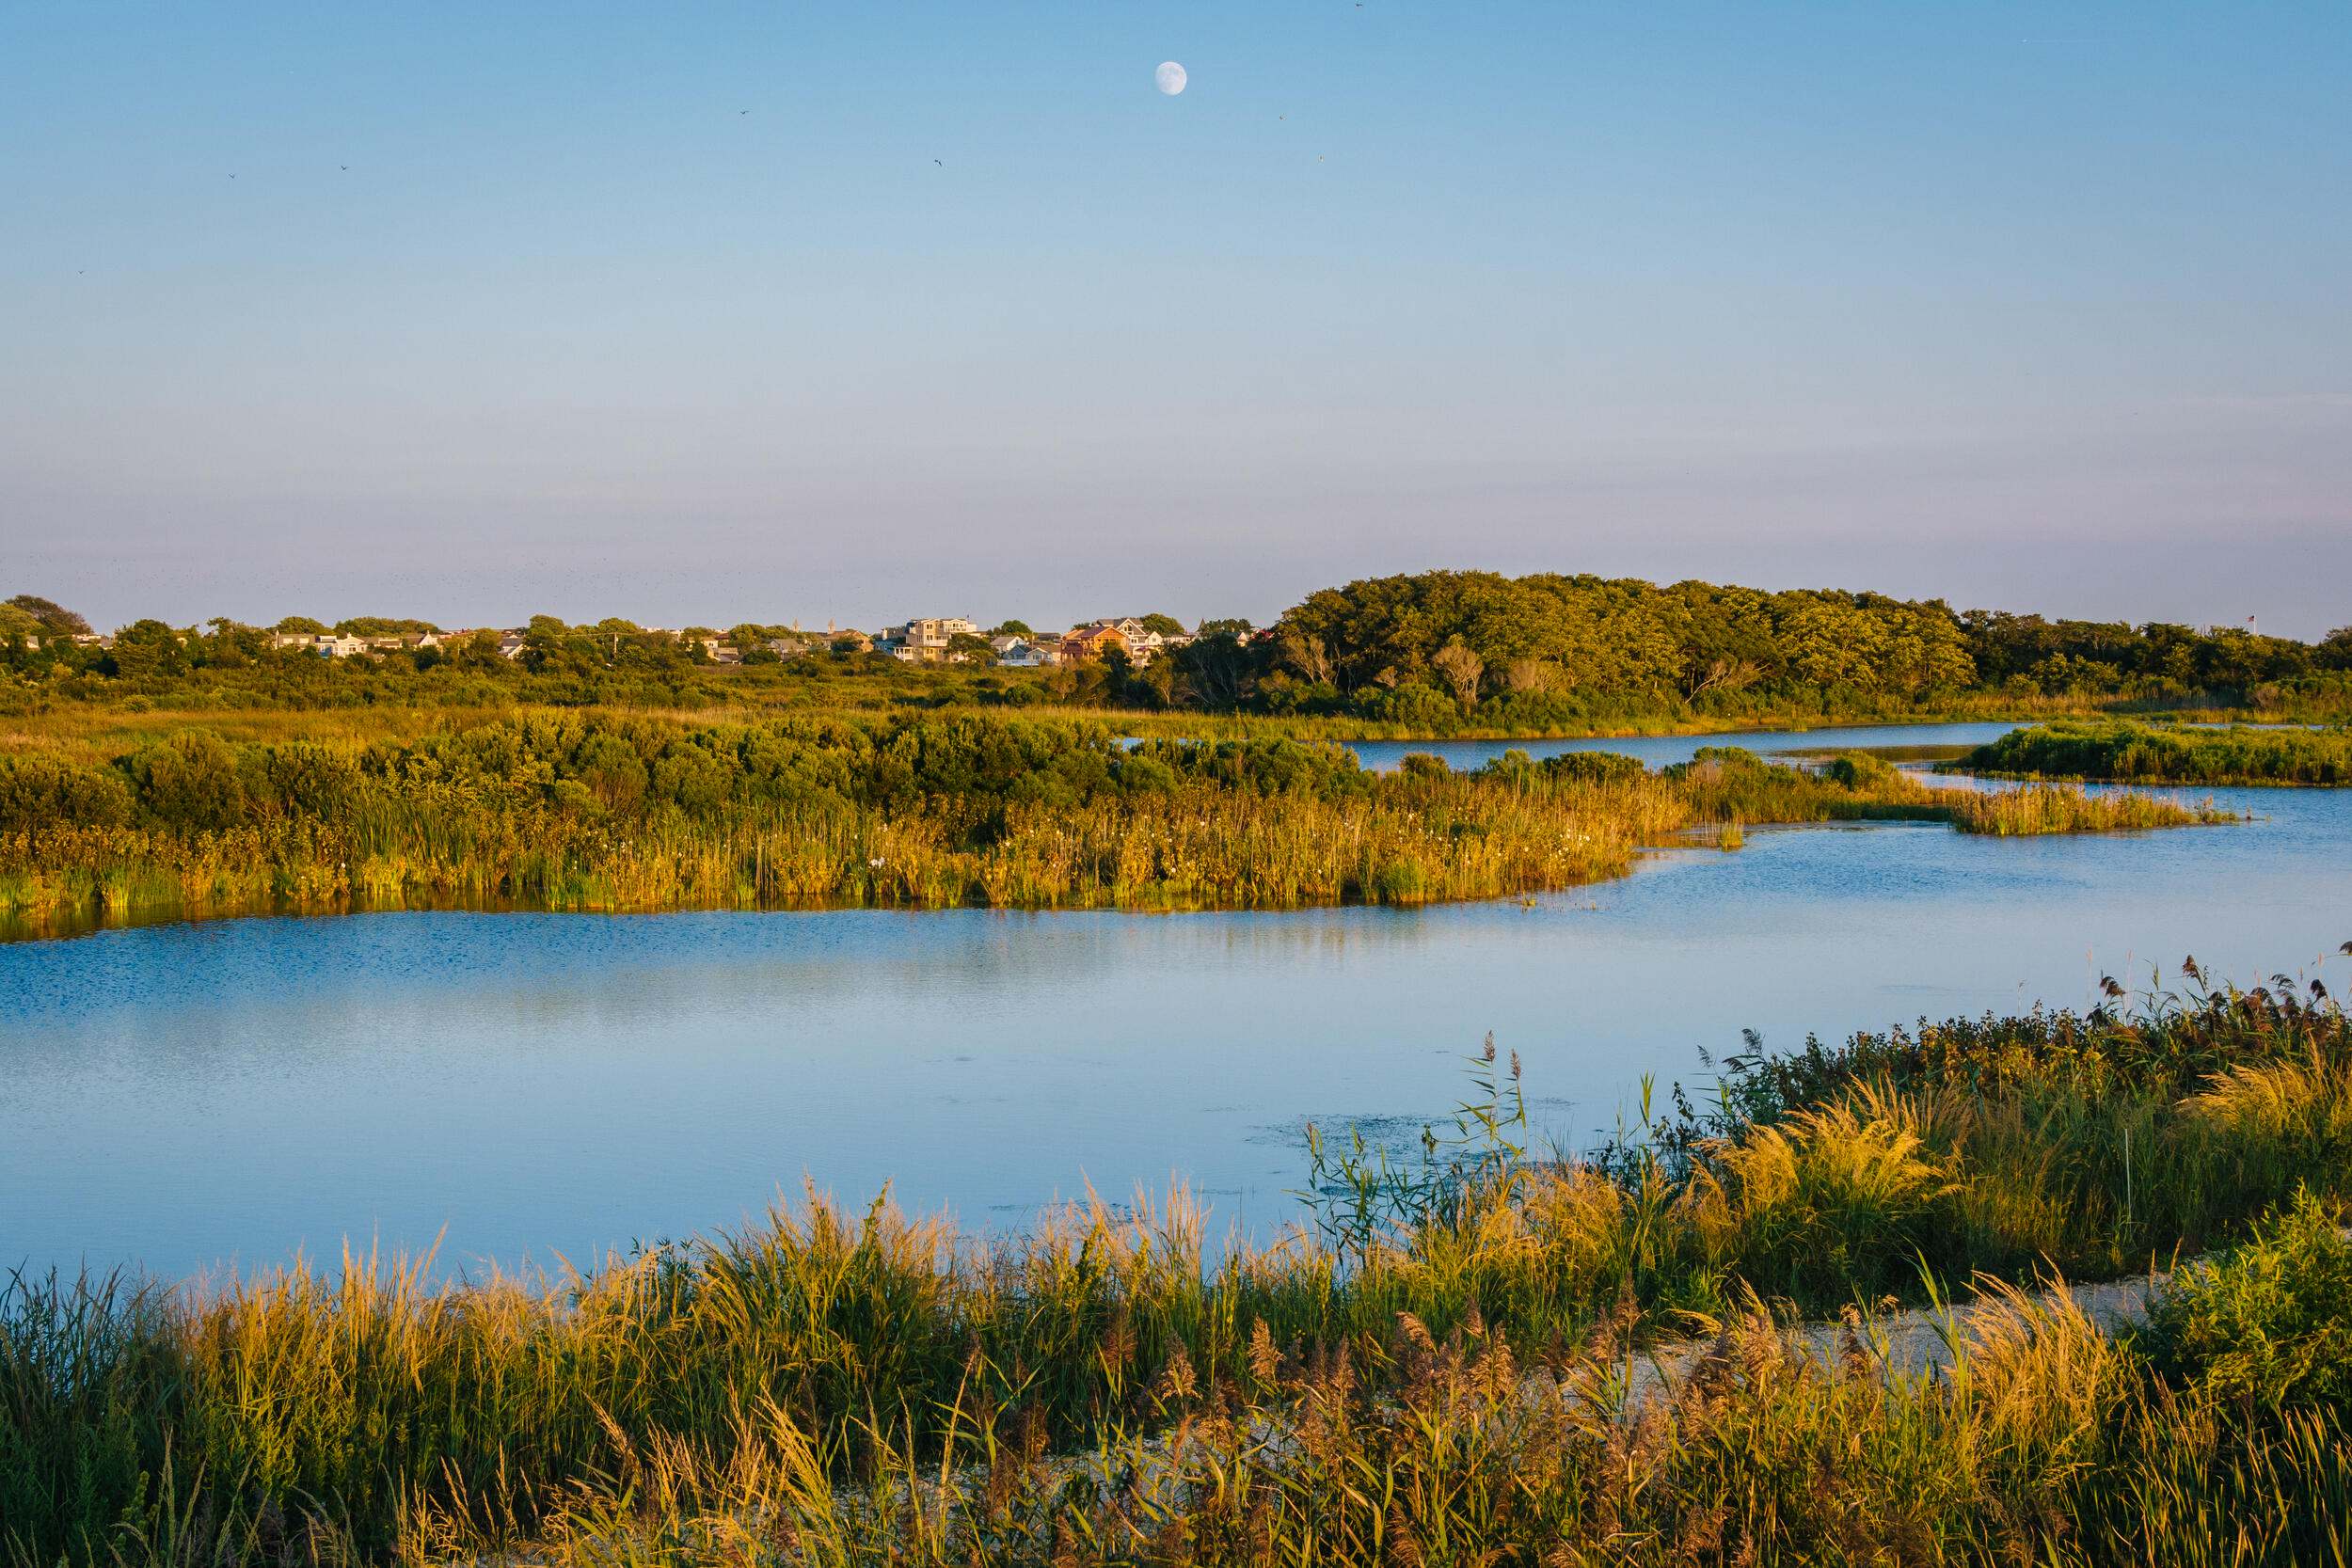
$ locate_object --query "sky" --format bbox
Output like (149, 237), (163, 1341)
(3, 1), (2348, 637)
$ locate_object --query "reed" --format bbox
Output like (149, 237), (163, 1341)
(1, 719), (2217, 939)
(6, 961), (2348, 1564)
(1938, 783), (2237, 835)
(1962, 720), (2352, 786)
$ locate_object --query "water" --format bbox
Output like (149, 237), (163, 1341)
(6, 723), (2347, 1282)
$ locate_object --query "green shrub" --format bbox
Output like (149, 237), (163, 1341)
(1544, 750), (1645, 786)
(126, 733), (246, 832)
(2143, 1187), (2352, 1411)
(1826, 751), (1902, 789)
(0, 754), (136, 832)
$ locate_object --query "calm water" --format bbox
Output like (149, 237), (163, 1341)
(6, 723), (2347, 1281)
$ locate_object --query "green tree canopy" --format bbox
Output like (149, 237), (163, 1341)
(7, 594), (92, 636)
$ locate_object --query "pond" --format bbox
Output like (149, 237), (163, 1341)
(5, 723), (2347, 1282)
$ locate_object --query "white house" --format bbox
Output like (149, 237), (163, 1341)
(271, 632), (368, 657)
(991, 634), (1058, 668)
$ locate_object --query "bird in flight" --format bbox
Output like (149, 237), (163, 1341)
(740, 109), (751, 115)
(933, 158), (943, 166)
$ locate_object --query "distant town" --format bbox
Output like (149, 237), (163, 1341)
(250, 615), (1214, 669)
(21, 613), (1235, 669)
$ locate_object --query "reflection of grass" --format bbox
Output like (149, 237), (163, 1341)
(7, 962), (2350, 1563)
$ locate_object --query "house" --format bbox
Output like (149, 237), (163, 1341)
(497, 632), (528, 660)
(831, 629), (875, 654)
(878, 616), (980, 664)
(991, 634), (1058, 668)
(362, 634), (441, 656)
(764, 635), (812, 659)
(271, 632), (368, 657)
(1057, 623), (1130, 664)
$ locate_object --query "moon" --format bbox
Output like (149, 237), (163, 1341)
(1154, 60), (1187, 96)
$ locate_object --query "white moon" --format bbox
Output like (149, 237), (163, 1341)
(1155, 60), (1187, 95)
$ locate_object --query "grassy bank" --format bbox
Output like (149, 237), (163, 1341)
(0, 715), (2222, 937)
(5, 959), (2349, 1564)
(1962, 720), (2352, 787)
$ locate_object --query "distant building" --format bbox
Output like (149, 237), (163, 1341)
(1058, 623), (1130, 664)
(991, 634), (1057, 668)
(362, 633), (441, 655)
(271, 632), (367, 657)
(878, 616), (980, 663)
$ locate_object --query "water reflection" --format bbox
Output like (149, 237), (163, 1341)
(4, 724), (2346, 1283)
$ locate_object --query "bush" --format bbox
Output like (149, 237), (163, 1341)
(0, 754), (136, 832)
(1355, 684), (1458, 732)
(1826, 751), (1902, 790)
(126, 734), (246, 832)
(2143, 1188), (2352, 1412)
(1544, 751), (1645, 786)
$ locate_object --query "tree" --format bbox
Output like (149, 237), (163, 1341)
(200, 617), (265, 668)
(1276, 629), (1334, 686)
(1430, 641), (1485, 708)
(731, 624), (781, 664)
(7, 594), (92, 637)
(273, 615), (328, 635)
(946, 632), (994, 664)
(1138, 612), (1185, 637)
(1197, 617), (1253, 640)
(107, 619), (190, 679)
(449, 628), (506, 671)
(1173, 628), (1260, 709)
(334, 616), (441, 637)
(991, 619), (1034, 638)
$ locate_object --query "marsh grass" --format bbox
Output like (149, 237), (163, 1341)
(0, 719), (2219, 939)
(1962, 720), (2352, 787)
(1937, 783), (2238, 835)
(7, 962), (2349, 1564)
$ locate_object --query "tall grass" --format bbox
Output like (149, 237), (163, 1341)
(6, 960), (2347, 1563)
(1939, 782), (2236, 835)
(1963, 720), (2352, 786)
(0, 719), (2218, 938)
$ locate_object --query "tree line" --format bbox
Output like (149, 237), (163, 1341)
(7, 574), (2350, 723)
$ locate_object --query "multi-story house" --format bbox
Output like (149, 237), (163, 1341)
(878, 616), (981, 663)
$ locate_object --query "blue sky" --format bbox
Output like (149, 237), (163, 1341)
(4, 1), (2348, 635)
